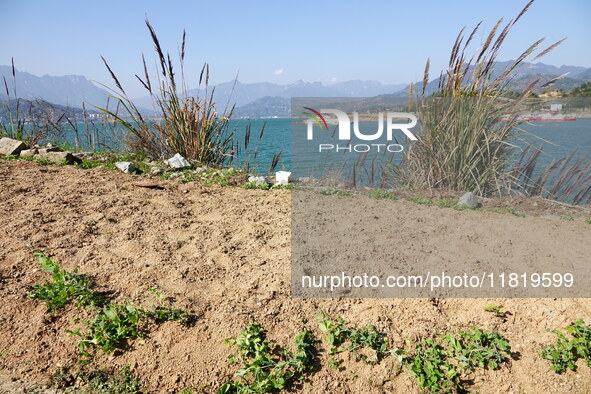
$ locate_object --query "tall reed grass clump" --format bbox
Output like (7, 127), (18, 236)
(97, 19), (236, 166)
(390, 0), (572, 197)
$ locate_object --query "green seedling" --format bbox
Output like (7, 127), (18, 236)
(407, 327), (511, 393)
(368, 189), (398, 200)
(317, 315), (391, 365)
(219, 323), (316, 393)
(68, 302), (189, 358)
(80, 365), (146, 393)
(243, 181), (270, 190)
(435, 198), (457, 208)
(407, 195), (433, 205)
(407, 338), (463, 393)
(28, 251), (105, 311)
(442, 326), (512, 370)
(483, 304), (510, 320)
(315, 188), (353, 197)
(541, 319), (591, 373)
(489, 206), (525, 217)
(560, 216), (574, 221)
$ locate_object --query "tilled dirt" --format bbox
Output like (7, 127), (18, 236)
(0, 159), (590, 393)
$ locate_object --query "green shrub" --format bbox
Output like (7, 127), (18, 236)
(219, 323), (316, 393)
(68, 302), (189, 357)
(541, 320), (591, 373)
(28, 251), (105, 311)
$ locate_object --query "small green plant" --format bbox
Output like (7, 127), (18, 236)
(436, 198), (462, 208)
(368, 189), (398, 200)
(243, 181), (270, 190)
(442, 326), (512, 370)
(68, 302), (189, 358)
(219, 323), (316, 393)
(407, 195), (433, 205)
(560, 216), (574, 221)
(483, 303), (510, 320)
(406, 327), (511, 393)
(271, 183), (293, 190)
(317, 315), (391, 365)
(541, 319), (591, 373)
(28, 251), (105, 311)
(315, 188), (353, 197)
(586, 217), (591, 225)
(407, 338), (463, 393)
(506, 206), (525, 217)
(490, 206), (525, 217)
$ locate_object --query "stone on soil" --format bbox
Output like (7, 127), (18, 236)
(458, 192), (479, 208)
(165, 153), (190, 169)
(115, 161), (136, 174)
(0, 137), (27, 156)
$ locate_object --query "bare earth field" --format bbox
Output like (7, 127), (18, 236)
(1, 159), (591, 393)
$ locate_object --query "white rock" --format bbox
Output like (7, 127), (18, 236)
(458, 192), (479, 208)
(115, 161), (136, 174)
(248, 176), (267, 186)
(165, 153), (190, 169)
(275, 171), (291, 186)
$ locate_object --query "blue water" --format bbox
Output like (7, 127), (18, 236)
(518, 119), (591, 162)
(50, 117), (590, 176)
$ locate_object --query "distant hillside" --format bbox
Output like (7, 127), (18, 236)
(0, 98), (102, 122)
(569, 82), (591, 97)
(0, 66), (109, 108)
(390, 61), (591, 97)
(574, 67), (591, 79)
(233, 96), (290, 118)
(133, 80), (407, 110)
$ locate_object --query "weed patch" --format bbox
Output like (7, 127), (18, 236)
(68, 302), (189, 359)
(28, 251), (105, 311)
(219, 323), (316, 393)
(484, 304), (510, 321)
(317, 315), (512, 393)
(28, 252), (190, 362)
(489, 206), (525, 217)
(243, 181), (270, 190)
(317, 315), (392, 365)
(315, 188), (353, 197)
(541, 320), (591, 373)
(368, 189), (398, 200)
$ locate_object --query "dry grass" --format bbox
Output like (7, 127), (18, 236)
(387, 0), (585, 201)
(96, 19), (236, 166)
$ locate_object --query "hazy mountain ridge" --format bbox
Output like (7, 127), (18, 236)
(390, 61), (591, 97)
(2, 61), (589, 118)
(0, 97), (102, 122)
(232, 96), (290, 118)
(0, 66), (110, 109)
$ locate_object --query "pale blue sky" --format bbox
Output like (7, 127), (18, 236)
(1, 0), (589, 98)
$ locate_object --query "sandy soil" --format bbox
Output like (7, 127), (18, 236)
(1, 159), (591, 393)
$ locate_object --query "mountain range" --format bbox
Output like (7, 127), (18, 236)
(0, 65), (110, 108)
(2, 61), (590, 118)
